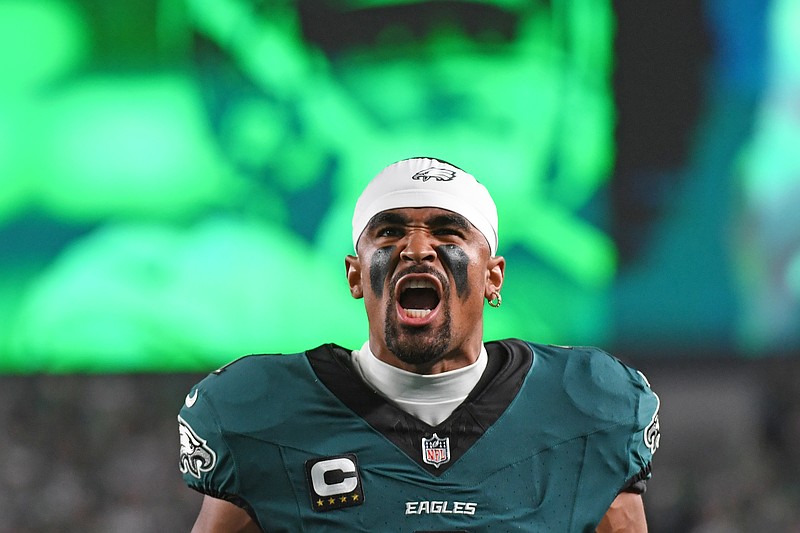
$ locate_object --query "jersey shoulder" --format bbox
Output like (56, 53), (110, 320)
(508, 339), (659, 427)
(519, 340), (660, 470)
(177, 345), (340, 499)
(180, 346), (331, 428)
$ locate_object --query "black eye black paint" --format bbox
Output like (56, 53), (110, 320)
(370, 246), (395, 297)
(436, 245), (470, 297)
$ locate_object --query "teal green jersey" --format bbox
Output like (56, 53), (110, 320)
(178, 340), (660, 532)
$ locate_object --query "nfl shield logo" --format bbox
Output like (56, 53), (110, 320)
(422, 433), (450, 468)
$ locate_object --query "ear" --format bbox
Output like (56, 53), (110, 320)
(345, 255), (364, 299)
(484, 255), (505, 301)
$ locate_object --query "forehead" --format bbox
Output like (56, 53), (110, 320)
(367, 207), (476, 231)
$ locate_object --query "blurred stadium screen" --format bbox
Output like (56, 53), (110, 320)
(0, 0), (797, 372)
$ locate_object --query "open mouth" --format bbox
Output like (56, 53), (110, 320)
(396, 277), (442, 319)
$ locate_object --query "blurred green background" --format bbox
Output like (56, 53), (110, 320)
(0, 0), (797, 372)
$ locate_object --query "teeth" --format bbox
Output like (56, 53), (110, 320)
(405, 309), (432, 318)
(405, 279), (436, 290)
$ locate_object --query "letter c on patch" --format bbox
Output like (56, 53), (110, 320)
(310, 457), (358, 497)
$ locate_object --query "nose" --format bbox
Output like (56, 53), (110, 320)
(399, 231), (437, 263)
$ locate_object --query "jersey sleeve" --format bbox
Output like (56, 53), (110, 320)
(560, 345), (661, 495)
(622, 369), (661, 493)
(177, 380), (239, 501)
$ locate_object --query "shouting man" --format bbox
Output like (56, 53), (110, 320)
(178, 157), (660, 532)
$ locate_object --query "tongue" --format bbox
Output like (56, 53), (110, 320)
(399, 288), (439, 310)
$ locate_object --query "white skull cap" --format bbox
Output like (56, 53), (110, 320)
(352, 157), (499, 256)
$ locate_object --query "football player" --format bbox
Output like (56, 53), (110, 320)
(179, 157), (660, 532)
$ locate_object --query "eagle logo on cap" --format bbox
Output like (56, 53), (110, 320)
(411, 167), (456, 182)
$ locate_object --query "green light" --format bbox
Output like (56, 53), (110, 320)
(33, 75), (239, 221)
(1, 0), (619, 372)
(7, 219), (367, 372)
(0, 0), (88, 95)
(732, 0), (800, 353)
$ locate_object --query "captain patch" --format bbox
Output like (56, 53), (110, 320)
(305, 454), (365, 512)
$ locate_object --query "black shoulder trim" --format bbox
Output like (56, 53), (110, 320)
(305, 344), (384, 412)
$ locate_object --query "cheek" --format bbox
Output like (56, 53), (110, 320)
(369, 246), (395, 297)
(436, 245), (471, 297)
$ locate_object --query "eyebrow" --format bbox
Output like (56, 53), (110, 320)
(426, 213), (472, 231)
(366, 212), (409, 232)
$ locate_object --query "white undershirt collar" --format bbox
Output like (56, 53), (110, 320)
(351, 341), (488, 426)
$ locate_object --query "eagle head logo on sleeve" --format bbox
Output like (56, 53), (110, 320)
(178, 415), (217, 478)
(644, 413), (661, 454)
